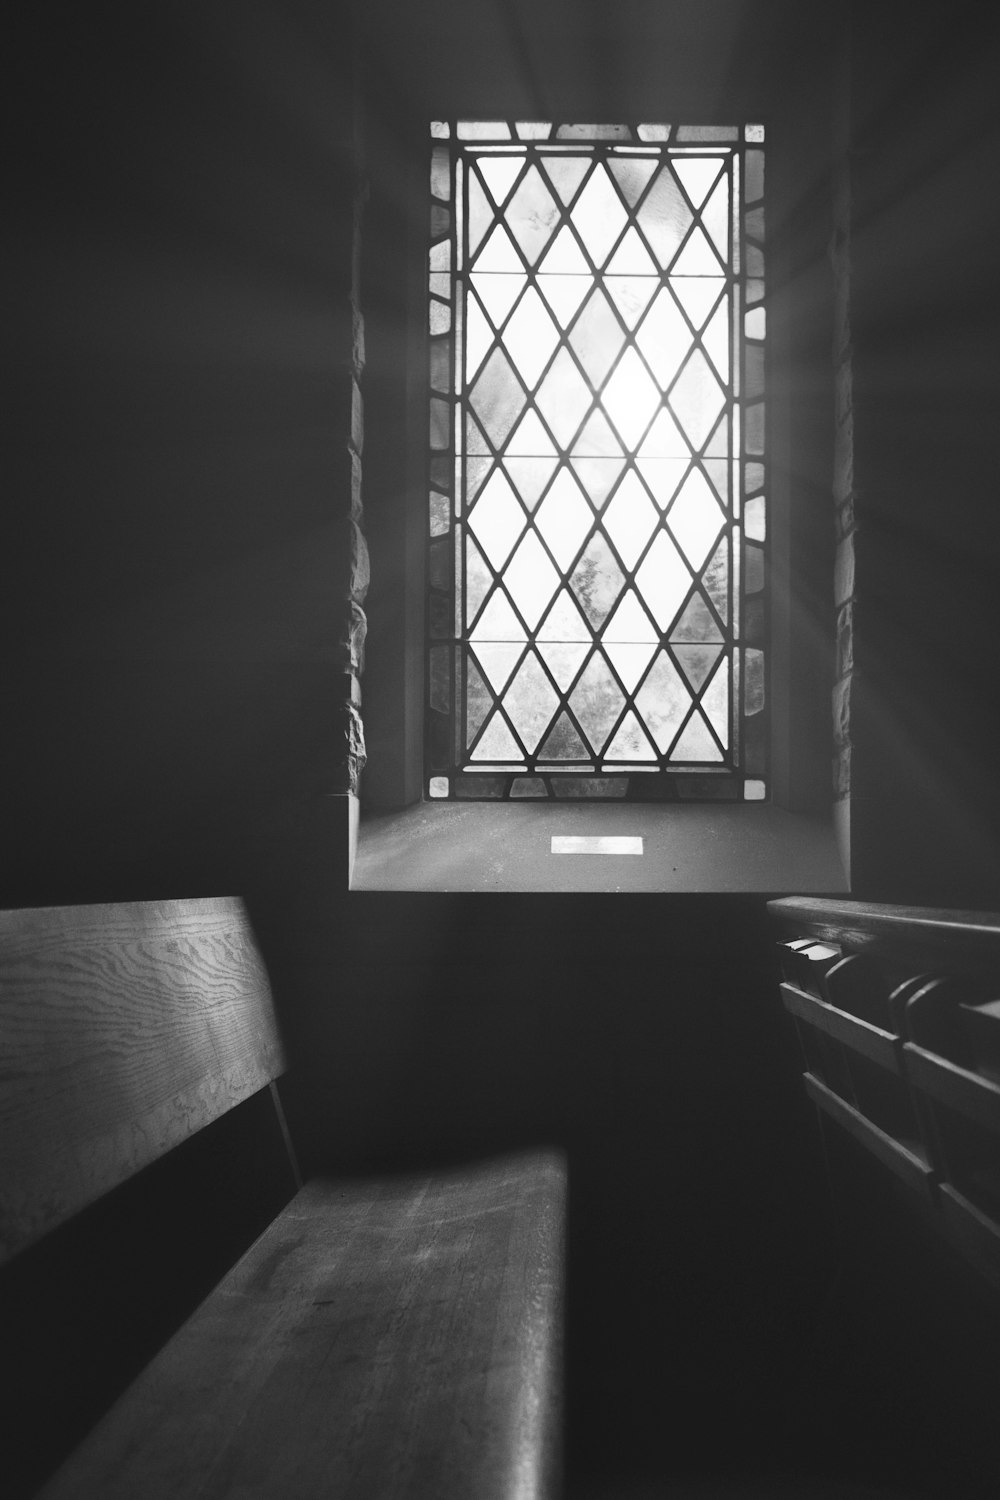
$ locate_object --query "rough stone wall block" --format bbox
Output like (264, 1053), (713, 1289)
(830, 122), (855, 808)
(330, 40), (370, 814)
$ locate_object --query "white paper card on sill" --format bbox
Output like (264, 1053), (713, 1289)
(550, 835), (643, 856)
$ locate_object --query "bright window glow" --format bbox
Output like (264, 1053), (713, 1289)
(427, 123), (767, 802)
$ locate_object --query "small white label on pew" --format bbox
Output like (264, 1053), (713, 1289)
(550, 835), (643, 855)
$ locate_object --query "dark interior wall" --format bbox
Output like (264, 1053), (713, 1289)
(846, 0), (1000, 904)
(4, 1), (356, 909)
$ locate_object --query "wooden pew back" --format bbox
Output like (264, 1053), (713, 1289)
(0, 896), (287, 1266)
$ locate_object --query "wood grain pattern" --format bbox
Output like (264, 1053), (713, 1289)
(38, 1151), (566, 1500)
(0, 897), (284, 1265)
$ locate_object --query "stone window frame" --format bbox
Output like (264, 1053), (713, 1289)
(357, 108), (836, 834)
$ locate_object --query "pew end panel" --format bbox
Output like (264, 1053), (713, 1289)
(770, 898), (1000, 1291)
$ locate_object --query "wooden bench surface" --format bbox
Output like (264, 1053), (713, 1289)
(38, 1150), (566, 1500)
(0, 896), (285, 1266)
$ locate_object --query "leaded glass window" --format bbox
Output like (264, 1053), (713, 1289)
(426, 122), (767, 802)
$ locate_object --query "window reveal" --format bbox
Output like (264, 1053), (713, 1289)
(426, 122), (767, 801)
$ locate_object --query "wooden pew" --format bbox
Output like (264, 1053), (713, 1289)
(769, 896), (1000, 1291)
(0, 897), (565, 1500)
(0, 897), (291, 1268)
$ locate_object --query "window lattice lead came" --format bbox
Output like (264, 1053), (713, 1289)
(426, 122), (767, 803)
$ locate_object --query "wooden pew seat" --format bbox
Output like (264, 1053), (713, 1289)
(39, 1153), (565, 1500)
(0, 898), (565, 1500)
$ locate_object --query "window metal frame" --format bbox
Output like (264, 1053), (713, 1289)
(424, 121), (769, 804)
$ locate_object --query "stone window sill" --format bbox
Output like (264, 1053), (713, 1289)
(351, 800), (848, 894)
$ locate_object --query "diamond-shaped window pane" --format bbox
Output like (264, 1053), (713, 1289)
(466, 536), (492, 625)
(501, 286), (560, 390)
(604, 711), (657, 761)
(538, 273), (591, 329)
(703, 303), (730, 382)
(672, 226), (724, 276)
(636, 458), (688, 510)
(538, 711), (589, 761)
(704, 538), (729, 623)
(473, 642), (524, 694)
(637, 408), (690, 458)
(569, 165), (628, 266)
(470, 590), (527, 641)
(467, 173), (492, 259)
(636, 168), (692, 268)
(472, 272), (526, 330)
(607, 156), (659, 208)
(672, 711), (723, 761)
(537, 225), (590, 274)
(601, 348), (661, 450)
(603, 588), (657, 643)
(566, 289), (620, 390)
(672, 155), (724, 211)
(673, 644), (722, 692)
(538, 640), (590, 690)
(570, 533), (625, 629)
(478, 155), (523, 208)
(538, 587), (592, 642)
(503, 531), (561, 629)
(469, 348), (526, 448)
(535, 348), (593, 448)
(570, 457), (625, 508)
(666, 469), (724, 571)
(671, 276), (724, 332)
(635, 652), (692, 754)
(701, 655), (729, 743)
(474, 223), (523, 272)
(606, 227), (657, 275)
(635, 288), (693, 391)
(535, 468), (594, 570)
(603, 473), (658, 569)
(467, 469), (526, 569)
(569, 654), (625, 753)
(465, 657), (493, 746)
(541, 155), (591, 206)
(670, 591), (723, 643)
(605, 642), (656, 693)
(605, 275), (658, 329)
(504, 456), (559, 510)
(668, 349), (725, 450)
(568, 288), (626, 389)
(635, 531), (691, 633)
(503, 652), (560, 753)
(701, 175), (730, 261)
(465, 295), (493, 382)
(471, 709), (522, 761)
(572, 409), (623, 457)
(505, 166), (561, 265)
(506, 407), (557, 456)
